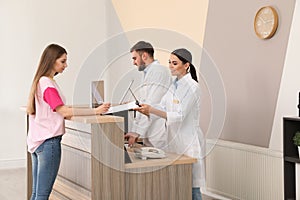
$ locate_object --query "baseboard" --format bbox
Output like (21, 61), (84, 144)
(201, 187), (232, 200)
(0, 158), (26, 169)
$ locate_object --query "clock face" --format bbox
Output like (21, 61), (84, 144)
(254, 6), (278, 39)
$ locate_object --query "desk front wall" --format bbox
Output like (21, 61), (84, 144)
(125, 164), (193, 200)
(54, 123), (93, 198)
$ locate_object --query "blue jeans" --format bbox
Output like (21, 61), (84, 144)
(30, 136), (62, 200)
(192, 187), (202, 200)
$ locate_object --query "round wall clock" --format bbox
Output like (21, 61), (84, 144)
(254, 6), (279, 39)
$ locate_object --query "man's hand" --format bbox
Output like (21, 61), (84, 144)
(124, 132), (140, 147)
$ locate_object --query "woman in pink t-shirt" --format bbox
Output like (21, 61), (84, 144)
(26, 44), (110, 200)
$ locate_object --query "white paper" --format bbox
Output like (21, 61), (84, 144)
(104, 101), (139, 114)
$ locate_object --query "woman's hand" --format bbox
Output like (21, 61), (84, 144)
(95, 103), (110, 114)
(134, 104), (151, 116)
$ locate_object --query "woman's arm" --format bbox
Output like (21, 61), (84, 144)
(134, 104), (167, 119)
(136, 85), (200, 123)
(56, 103), (110, 118)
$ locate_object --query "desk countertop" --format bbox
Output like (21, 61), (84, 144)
(68, 115), (124, 124)
(125, 149), (197, 169)
(21, 105), (124, 124)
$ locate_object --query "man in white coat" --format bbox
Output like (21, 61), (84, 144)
(124, 41), (172, 149)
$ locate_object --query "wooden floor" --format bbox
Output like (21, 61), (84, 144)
(0, 168), (216, 200)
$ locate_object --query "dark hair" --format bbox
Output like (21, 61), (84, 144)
(130, 41), (154, 58)
(189, 64), (198, 82)
(27, 44), (67, 114)
(171, 52), (198, 82)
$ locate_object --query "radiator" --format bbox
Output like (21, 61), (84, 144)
(205, 139), (283, 200)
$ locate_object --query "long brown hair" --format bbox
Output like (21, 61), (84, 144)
(27, 44), (67, 115)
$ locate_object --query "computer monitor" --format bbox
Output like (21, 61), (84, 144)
(91, 80), (104, 108)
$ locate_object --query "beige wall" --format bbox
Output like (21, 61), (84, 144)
(110, 0), (211, 133)
(203, 0), (295, 147)
(111, 0), (208, 46)
(110, 0), (208, 69)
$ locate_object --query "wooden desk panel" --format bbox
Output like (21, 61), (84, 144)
(125, 164), (193, 200)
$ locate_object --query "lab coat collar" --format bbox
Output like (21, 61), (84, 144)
(173, 73), (192, 88)
(144, 60), (159, 74)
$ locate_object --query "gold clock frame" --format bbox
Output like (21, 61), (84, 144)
(254, 6), (279, 39)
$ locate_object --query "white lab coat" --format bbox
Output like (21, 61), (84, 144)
(130, 60), (172, 149)
(157, 73), (205, 187)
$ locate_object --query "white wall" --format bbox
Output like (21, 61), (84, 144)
(270, 0), (300, 151)
(0, 1), (32, 168)
(0, 0), (109, 168)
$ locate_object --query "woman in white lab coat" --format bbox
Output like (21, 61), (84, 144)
(135, 48), (205, 200)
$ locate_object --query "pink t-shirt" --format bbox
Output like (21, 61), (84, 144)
(27, 76), (66, 153)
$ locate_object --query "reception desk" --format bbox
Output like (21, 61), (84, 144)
(26, 114), (196, 200)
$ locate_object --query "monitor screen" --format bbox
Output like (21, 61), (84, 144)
(91, 81), (104, 108)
